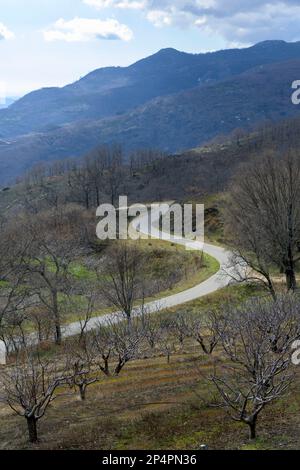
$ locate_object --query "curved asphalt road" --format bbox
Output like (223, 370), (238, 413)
(62, 205), (236, 338)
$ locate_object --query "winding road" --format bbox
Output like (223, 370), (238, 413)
(0, 204), (238, 361)
(62, 204), (237, 338)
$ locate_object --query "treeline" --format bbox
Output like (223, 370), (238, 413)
(19, 146), (167, 210)
(8, 115), (300, 212)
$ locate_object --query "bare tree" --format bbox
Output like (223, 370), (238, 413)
(225, 152), (300, 295)
(0, 348), (67, 443)
(0, 313), (29, 357)
(92, 324), (113, 377)
(170, 312), (190, 349)
(67, 282), (99, 343)
(17, 205), (90, 345)
(141, 312), (163, 351)
(27, 307), (53, 343)
(93, 319), (144, 376)
(65, 334), (98, 401)
(157, 317), (176, 364)
(62, 283), (99, 400)
(0, 277), (29, 330)
(105, 146), (124, 206)
(210, 296), (299, 439)
(68, 165), (92, 210)
(0, 269), (34, 357)
(188, 310), (222, 355)
(84, 147), (108, 207)
(98, 242), (146, 325)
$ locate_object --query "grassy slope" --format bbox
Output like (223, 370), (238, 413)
(4, 284), (295, 451)
(3, 285), (300, 451)
(2, 184), (297, 449)
(59, 240), (220, 325)
(0, 203), (297, 449)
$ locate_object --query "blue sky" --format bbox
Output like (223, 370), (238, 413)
(1, 0), (300, 96)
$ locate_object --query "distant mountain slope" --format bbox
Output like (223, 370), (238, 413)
(2, 40), (300, 139)
(1, 57), (300, 184)
(1, 40), (300, 183)
(0, 97), (17, 110)
(3, 114), (300, 213)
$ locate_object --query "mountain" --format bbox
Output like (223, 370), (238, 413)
(0, 97), (17, 110)
(1, 40), (300, 184)
(2, 40), (300, 139)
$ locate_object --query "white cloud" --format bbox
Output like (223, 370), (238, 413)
(153, 1), (300, 44)
(84, 0), (113, 7)
(146, 10), (172, 27)
(84, 0), (300, 45)
(84, 0), (145, 9)
(43, 17), (133, 42)
(0, 22), (14, 40)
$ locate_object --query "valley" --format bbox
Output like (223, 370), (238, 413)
(1, 27), (300, 454)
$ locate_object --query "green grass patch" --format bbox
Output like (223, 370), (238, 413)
(69, 262), (96, 281)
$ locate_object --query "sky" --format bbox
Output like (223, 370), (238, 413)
(1, 0), (300, 97)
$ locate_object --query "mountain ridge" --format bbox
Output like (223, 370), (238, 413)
(2, 40), (300, 139)
(1, 40), (300, 183)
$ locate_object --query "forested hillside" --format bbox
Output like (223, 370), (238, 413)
(1, 116), (300, 211)
(1, 41), (300, 184)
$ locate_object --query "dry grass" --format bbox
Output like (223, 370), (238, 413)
(1, 342), (300, 451)
(1, 284), (299, 451)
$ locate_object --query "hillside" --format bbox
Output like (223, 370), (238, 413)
(1, 41), (300, 183)
(126, 114), (300, 202)
(2, 115), (300, 212)
(1, 116), (300, 451)
(1, 40), (300, 139)
(0, 97), (16, 110)
(1, 58), (300, 185)
(4, 285), (300, 451)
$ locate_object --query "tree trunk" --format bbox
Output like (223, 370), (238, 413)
(114, 361), (124, 376)
(126, 314), (132, 335)
(52, 289), (62, 345)
(286, 267), (297, 292)
(101, 356), (110, 376)
(267, 277), (277, 301)
(26, 416), (38, 444)
(85, 191), (90, 210)
(79, 384), (86, 401)
(37, 323), (43, 343)
(286, 210), (297, 292)
(54, 322), (62, 346)
(248, 417), (257, 440)
(96, 187), (100, 207)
